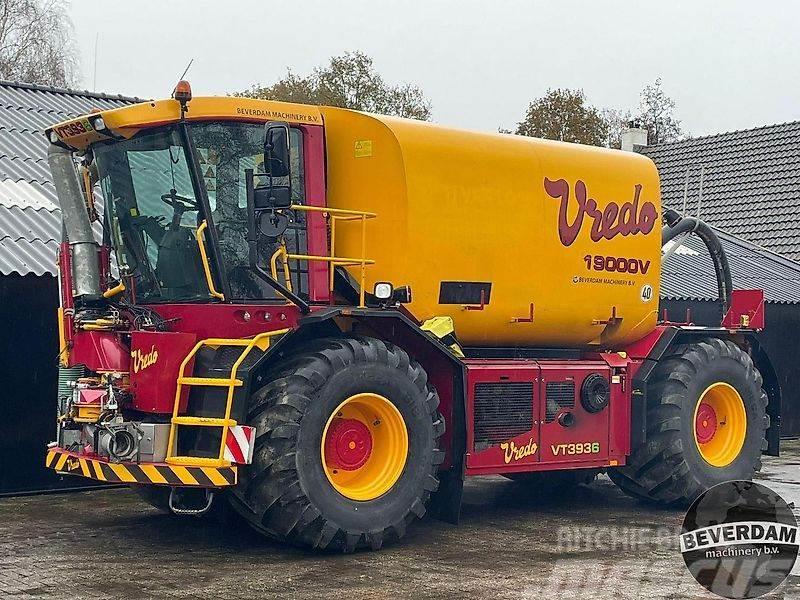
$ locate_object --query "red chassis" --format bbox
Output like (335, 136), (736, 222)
(60, 250), (766, 482)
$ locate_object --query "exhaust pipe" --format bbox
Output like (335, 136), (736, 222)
(48, 144), (101, 303)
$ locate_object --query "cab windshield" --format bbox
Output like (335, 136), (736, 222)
(93, 122), (306, 303)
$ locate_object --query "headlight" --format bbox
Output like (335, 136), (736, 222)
(48, 130), (59, 143)
(374, 282), (393, 300)
(91, 116), (106, 131)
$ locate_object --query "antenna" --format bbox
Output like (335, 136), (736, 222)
(681, 168), (690, 216)
(696, 165), (705, 219)
(179, 59), (194, 81)
(92, 33), (99, 90)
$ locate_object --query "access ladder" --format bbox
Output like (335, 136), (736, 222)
(165, 329), (291, 468)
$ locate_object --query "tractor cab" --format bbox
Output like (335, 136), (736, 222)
(93, 118), (305, 303)
(47, 83), (339, 315)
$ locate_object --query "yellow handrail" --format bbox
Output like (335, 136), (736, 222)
(195, 220), (225, 301)
(293, 205), (377, 218)
(102, 281), (126, 298)
(269, 204), (376, 307)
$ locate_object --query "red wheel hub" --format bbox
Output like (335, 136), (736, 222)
(324, 418), (373, 471)
(695, 403), (718, 444)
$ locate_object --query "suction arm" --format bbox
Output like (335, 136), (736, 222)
(662, 208), (732, 314)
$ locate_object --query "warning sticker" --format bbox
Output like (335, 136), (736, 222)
(354, 140), (373, 158)
(195, 148), (217, 202)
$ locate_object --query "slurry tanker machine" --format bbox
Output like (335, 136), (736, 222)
(44, 81), (777, 551)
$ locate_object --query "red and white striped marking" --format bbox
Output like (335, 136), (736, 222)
(224, 426), (255, 464)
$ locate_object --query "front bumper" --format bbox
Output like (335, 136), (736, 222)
(45, 447), (237, 487)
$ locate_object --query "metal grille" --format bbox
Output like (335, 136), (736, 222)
(545, 381), (575, 422)
(473, 382), (533, 446)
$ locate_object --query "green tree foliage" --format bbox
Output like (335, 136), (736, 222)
(513, 79), (684, 148)
(0, 0), (79, 86)
(238, 51), (431, 121)
(515, 88), (608, 146)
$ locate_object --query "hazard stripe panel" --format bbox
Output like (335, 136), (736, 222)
(223, 425), (256, 464)
(44, 448), (237, 487)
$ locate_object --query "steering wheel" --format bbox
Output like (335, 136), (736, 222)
(161, 188), (198, 211)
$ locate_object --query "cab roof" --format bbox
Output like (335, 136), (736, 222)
(45, 96), (324, 150)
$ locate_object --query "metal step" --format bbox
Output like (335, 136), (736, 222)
(177, 376), (243, 387)
(171, 416), (237, 427)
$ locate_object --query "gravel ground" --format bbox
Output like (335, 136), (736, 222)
(1, 442), (798, 599)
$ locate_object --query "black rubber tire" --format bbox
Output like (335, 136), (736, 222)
(228, 336), (445, 552)
(608, 337), (769, 506)
(504, 469), (599, 491)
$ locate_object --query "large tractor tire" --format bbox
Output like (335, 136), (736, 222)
(229, 337), (445, 551)
(609, 337), (768, 506)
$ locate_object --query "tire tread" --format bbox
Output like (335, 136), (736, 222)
(229, 336), (444, 551)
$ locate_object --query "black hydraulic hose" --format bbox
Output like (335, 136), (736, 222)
(662, 208), (732, 314)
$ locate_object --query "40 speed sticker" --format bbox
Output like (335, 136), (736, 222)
(680, 481), (798, 598)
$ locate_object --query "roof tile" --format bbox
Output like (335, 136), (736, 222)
(643, 121), (800, 261)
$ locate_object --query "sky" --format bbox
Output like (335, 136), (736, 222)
(69, 0), (800, 138)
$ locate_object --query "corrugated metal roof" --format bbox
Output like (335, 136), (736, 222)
(0, 204), (60, 243)
(0, 237), (59, 276)
(0, 156), (52, 186)
(0, 178), (57, 210)
(642, 121), (800, 261)
(0, 80), (138, 276)
(662, 228), (800, 304)
(0, 204), (103, 276)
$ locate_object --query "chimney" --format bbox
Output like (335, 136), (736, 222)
(621, 120), (648, 152)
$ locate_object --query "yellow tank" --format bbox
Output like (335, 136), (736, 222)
(321, 107), (662, 348)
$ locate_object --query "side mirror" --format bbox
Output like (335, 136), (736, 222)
(264, 122), (291, 178)
(245, 121), (293, 215)
(253, 185), (291, 210)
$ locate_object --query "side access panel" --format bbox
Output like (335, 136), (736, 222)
(538, 362), (611, 464)
(464, 360), (541, 473)
(464, 359), (628, 476)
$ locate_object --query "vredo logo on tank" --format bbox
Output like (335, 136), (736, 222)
(545, 177), (658, 301)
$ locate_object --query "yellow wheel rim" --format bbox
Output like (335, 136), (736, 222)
(693, 382), (747, 467)
(321, 393), (408, 501)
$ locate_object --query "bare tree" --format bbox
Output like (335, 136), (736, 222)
(238, 51), (432, 121)
(0, 0), (79, 87)
(636, 77), (683, 144)
(601, 107), (633, 149)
